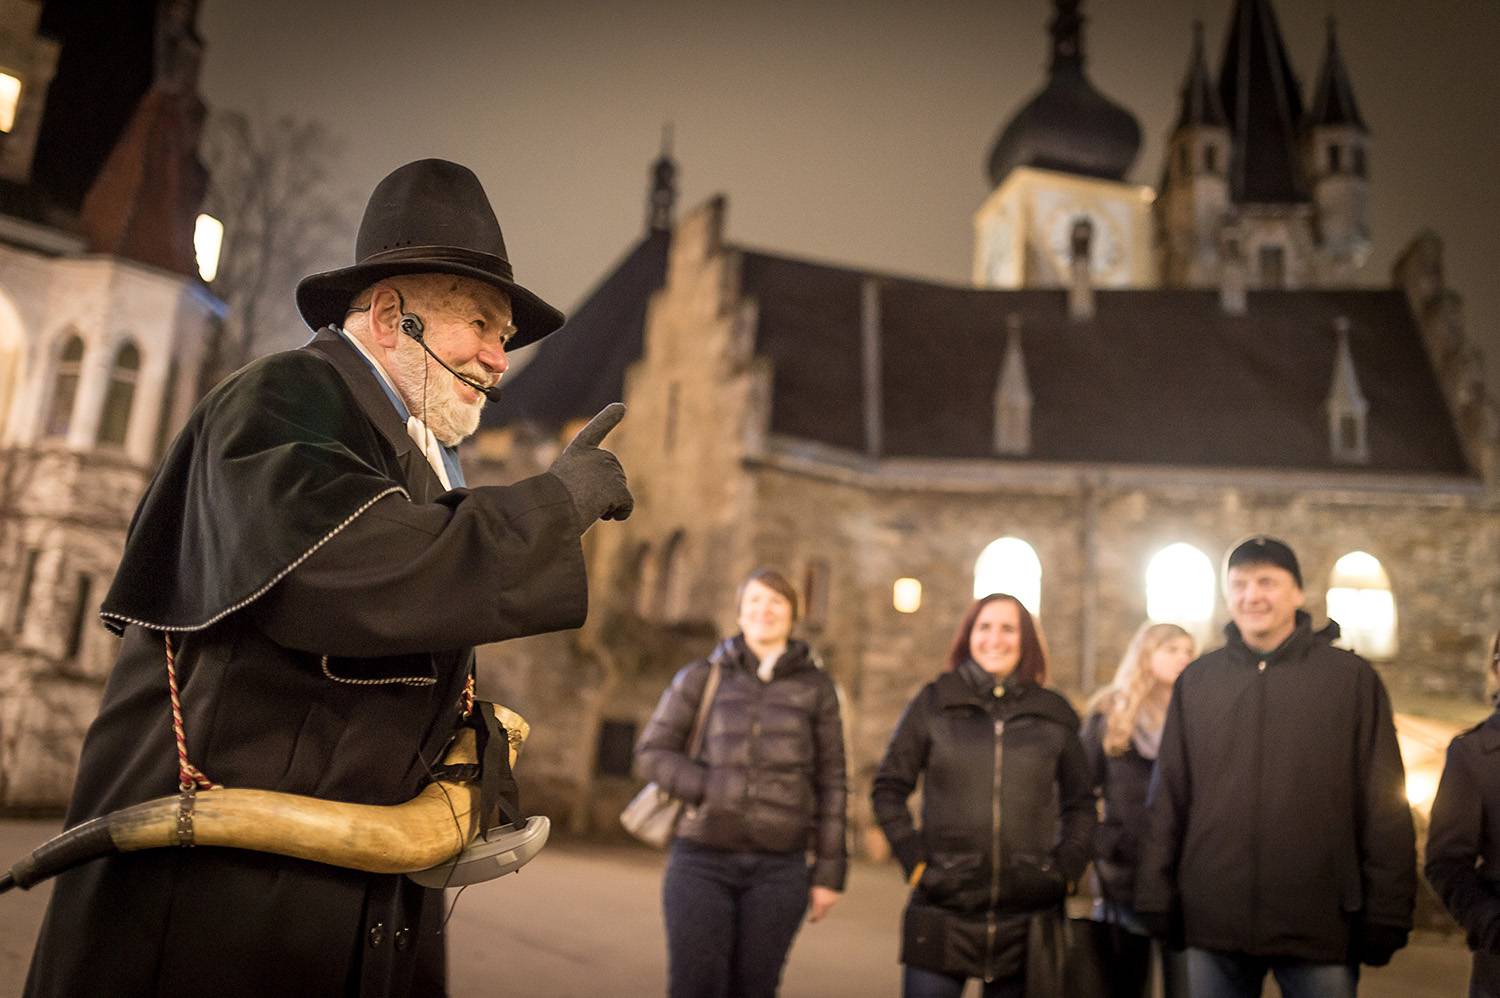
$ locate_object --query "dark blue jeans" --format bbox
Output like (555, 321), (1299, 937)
(901, 963), (1024, 998)
(662, 839), (810, 998)
(1186, 948), (1359, 998)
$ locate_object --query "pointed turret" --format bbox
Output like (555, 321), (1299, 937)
(1159, 21), (1232, 287)
(994, 314), (1033, 456)
(1307, 19), (1366, 132)
(1303, 18), (1371, 282)
(985, 0), (1141, 186)
(1326, 316), (1369, 463)
(1217, 0), (1307, 204)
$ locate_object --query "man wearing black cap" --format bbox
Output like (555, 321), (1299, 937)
(1135, 536), (1415, 997)
(24, 160), (632, 997)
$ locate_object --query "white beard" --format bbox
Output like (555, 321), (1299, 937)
(388, 336), (487, 446)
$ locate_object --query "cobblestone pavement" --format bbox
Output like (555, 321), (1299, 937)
(0, 820), (1473, 996)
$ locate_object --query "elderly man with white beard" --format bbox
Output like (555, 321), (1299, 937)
(24, 159), (633, 998)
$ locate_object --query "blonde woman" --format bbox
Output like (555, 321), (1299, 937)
(1080, 622), (1195, 998)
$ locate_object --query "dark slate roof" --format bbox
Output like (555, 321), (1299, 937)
(739, 250), (1470, 476)
(1218, 0), (1308, 203)
(482, 230), (669, 429)
(985, 0), (1140, 185)
(1177, 22), (1227, 130)
(1306, 20), (1367, 132)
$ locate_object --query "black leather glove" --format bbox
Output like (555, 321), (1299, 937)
(1357, 922), (1408, 967)
(547, 403), (634, 530)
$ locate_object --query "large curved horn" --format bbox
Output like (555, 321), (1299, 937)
(1, 704), (531, 894)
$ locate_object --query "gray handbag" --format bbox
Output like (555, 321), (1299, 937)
(620, 660), (722, 847)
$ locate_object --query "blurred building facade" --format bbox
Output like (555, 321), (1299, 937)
(0, 0), (219, 808)
(478, 0), (1499, 841)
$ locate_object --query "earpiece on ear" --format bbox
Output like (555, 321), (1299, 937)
(399, 314), (424, 339)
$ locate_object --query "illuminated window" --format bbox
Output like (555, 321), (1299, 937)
(0, 73), (20, 134)
(1146, 543), (1216, 644)
(893, 578), (922, 614)
(97, 340), (140, 447)
(1327, 551), (1397, 660)
(973, 537), (1041, 615)
(194, 214), (224, 283)
(44, 335), (85, 438)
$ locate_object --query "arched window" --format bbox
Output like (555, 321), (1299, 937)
(655, 530), (687, 622)
(97, 340), (141, 447)
(44, 334), (85, 438)
(1327, 551), (1397, 660)
(973, 537), (1042, 615)
(1146, 543), (1216, 644)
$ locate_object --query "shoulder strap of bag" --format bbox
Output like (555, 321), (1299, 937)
(685, 661), (722, 761)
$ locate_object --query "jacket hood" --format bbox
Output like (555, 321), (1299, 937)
(714, 635), (820, 678)
(1223, 610), (1341, 664)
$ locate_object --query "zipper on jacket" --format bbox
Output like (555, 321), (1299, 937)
(1250, 659), (1267, 951)
(984, 718), (1005, 981)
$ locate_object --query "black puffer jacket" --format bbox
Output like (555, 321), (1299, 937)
(634, 637), (848, 890)
(1080, 707), (1155, 908)
(871, 664), (1093, 981)
(1426, 708), (1500, 993)
(1136, 613), (1416, 965)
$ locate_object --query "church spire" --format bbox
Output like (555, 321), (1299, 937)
(1177, 21), (1226, 129)
(646, 123), (677, 233)
(1306, 18), (1366, 132)
(1217, 0), (1307, 203)
(1048, 0), (1084, 72)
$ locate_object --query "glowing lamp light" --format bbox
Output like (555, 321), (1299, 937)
(0, 73), (19, 133)
(194, 213), (224, 283)
(893, 578), (922, 614)
(1328, 551), (1398, 660)
(973, 537), (1042, 615)
(1404, 770), (1438, 813)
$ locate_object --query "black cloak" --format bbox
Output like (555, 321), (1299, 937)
(25, 328), (588, 997)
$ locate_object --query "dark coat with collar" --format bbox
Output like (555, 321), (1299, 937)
(1079, 707), (1155, 909)
(25, 328), (588, 998)
(871, 667), (1094, 983)
(634, 636), (849, 890)
(1426, 708), (1500, 993)
(1135, 613), (1416, 965)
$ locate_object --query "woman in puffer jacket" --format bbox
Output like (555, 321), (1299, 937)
(1080, 621), (1195, 998)
(872, 593), (1094, 998)
(1426, 632), (1500, 998)
(634, 567), (848, 998)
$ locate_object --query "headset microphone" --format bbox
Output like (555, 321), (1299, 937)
(398, 311), (503, 404)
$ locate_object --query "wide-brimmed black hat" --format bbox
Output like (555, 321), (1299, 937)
(296, 159), (564, 349)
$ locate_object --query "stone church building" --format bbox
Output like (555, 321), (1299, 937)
(0, 0), (219, 809)
(478, 0), (1499, 843)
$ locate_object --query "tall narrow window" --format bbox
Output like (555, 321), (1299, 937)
(655, 530), (686, 622)
(1177, 145), (1190, 175)
(12, 547), (38, 632)
(65, 573), (93, 660)
(0, 72), (20, 134)
(664, 382), (680, 453)
(1353, 146), (1367, 178)
(1259, 245), (1286, 289)
(973, 537), (1042, 615)
(1328, 144), (1343, 174)
(1327, 551), (1397, 660)
(1146, 543), (1216, 645)
(45, 335), (85, 438)
(98, 340), (141, 447)
(1204, 144), (1219, 173)
(802, 559), (830, 629)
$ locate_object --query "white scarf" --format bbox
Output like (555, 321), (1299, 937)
(339, 330), (451, 489)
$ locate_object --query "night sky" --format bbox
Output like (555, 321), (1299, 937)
(198, 0), (1500, 385)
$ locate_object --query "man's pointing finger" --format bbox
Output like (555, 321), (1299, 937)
(569, 402), (626, 449)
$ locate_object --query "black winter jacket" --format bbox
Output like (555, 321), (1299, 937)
(634, 637), (849, 890)
(1136, 613), (1416, 965)
(1080, 708), (1155, 909)
(871, 666), (1093, 981)
(1426, 708), (1500, 992)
